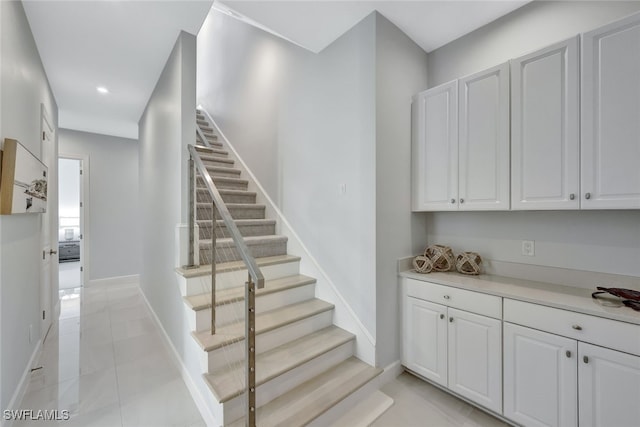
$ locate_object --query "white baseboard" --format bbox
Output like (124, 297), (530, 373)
(87, 274), (139, 288)
(2, 340), (43, 427)
(139, 289), (217, 427)
(377, 360), (403, 387)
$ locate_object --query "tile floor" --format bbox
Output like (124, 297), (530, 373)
(373, 372), (510, 427)
(58, 261), (81, 291)
(16, 282), (205, 427)
(17, 279), (508, 427)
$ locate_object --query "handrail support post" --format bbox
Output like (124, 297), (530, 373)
(246, 273), (256, 427)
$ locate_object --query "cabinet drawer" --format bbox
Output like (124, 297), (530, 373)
(504, 299), (640, 357)
(406, 278), (502, 319)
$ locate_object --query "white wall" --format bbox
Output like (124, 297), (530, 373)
(198, 11), (380, 342)
(138, 28), (199, 390)
(424, 1), (640, 278)
(58, 158), (80, 240)
(0, 0), (58, 412)
(374, 14), (429, 367)
(428, 1), (640, 87)
(58, 129), (140, 280)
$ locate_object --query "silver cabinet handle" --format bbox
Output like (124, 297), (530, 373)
(583, 356), (589, 364)
(572, 325), (582, 331)
(569, 193), (575, 200)
(49, 249), (58, 255)
(566, 350), (572, 358)
(440, 314), (445, 320)
(585, 193), (591, 200)
(450, 199), (456, 204)
(449, 317), (454, 323)
(443, 295), (450, 300)
(459, 198), (464, 204)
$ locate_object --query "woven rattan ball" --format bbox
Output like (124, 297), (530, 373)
(456, 252), (482, 275)
(412, 255), (433, 274)
(425, 245), (455, 272)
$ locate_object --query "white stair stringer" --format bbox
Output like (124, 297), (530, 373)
(171, 110), (387, 426)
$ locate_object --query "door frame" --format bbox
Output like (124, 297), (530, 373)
(58, 153), (90, 288)
(40, 104), (57, 337)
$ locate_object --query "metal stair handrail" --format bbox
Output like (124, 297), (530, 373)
(195, 124), (212, 149)
(187, 143), (263, 426)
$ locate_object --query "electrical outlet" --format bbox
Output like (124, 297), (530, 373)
(339, 183), (347, 195)
(522, 240), (535, 256)
(29, 324), (33, 344)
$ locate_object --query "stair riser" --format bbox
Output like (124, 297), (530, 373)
(199, 240), (287, 264)
(197, 178), (248, 191)
(196, 205), (265, 220)
(201, 158), (235, 168)
(197, 222), (275, 239)
(197, 191), (256, 205)
(205, 310), (334, 373)
(180, 260), (301, 296)
(193, 283), (316, 332)
(201, 168), (240, 178)
(222, 341), (355, 425)
(195, 147), (228, 157)
(196, 140), (223, 150)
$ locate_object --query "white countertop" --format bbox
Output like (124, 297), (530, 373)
(401, 269), (640, 326)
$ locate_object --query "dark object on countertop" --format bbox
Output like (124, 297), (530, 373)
(592, 287), (640, 312)
(622, 300), (640, 311)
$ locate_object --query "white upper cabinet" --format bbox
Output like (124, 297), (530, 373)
(511, 37), (580, 210)
(582, 12), (640, 209)
(412, 64), (510, 212)
(412, 81), (458, 211)
(459, 63), (510, 210)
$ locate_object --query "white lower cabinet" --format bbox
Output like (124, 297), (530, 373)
(504, 298), (640, 427)
(403, 297), (448, 386)
(504, 322), (578, 427)
(447, 308), (502, 413)
(578, 342), (640, 427)
(402, 279), (502, 414)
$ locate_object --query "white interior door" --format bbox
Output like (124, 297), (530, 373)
(40, 104), (57, 338)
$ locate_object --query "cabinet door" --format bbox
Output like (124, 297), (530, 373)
(412, 81), (458, 211)
(458, 63), (510, 210)
(402, 297), (448, 387)
(504, 323), (578, 427)
(578, 342), (640, 427)
(447, 308), (502, 413)
(511, 37), (580, 210)
(582, 13), (640, 209)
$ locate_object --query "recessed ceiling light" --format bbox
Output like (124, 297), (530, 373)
(96, 86), (109, 94)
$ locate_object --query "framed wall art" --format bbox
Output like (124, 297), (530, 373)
(0, 138), (48, 214)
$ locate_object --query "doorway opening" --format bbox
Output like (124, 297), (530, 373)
(57, 155), (88, 318)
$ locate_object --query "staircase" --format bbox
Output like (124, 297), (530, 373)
(175, 110), (389, 426)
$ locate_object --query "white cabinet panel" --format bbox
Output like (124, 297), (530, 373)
(504, 323), (578, 427)
(459, 63), (510, 210)
(511, 37), (580, 210)
(578, 342), (640, 427)
(403, 296), (448, 386)
(412, 81), (458, 211)
(448, 308), (502, 414)
(582, 12), (640, 209)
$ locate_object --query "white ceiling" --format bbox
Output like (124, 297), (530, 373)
(219, 1), (529, 53)
(22, 0), (213, 139)
(22, 0), (528, 140)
